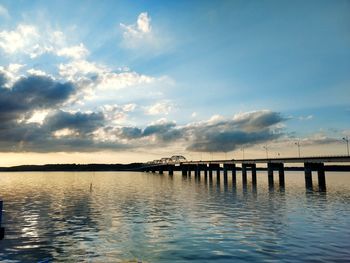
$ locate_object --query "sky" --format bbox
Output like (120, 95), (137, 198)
(0, 0), (349, 165)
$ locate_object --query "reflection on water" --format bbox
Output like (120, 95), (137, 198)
(0, 171), (350, 262)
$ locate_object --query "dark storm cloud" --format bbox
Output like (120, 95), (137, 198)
(0, 74), (75, 123)
(0, 74), (123, 152)
(186, 111), (285, 152)
(187, 129), (279, 152)
(44, 110), (105, 134)
(118, 122), (182, 142)
(143, 122), (176, 136)
(119, 127), (143, 139)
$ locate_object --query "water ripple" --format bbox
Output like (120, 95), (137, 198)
(0, 171), (349, 262)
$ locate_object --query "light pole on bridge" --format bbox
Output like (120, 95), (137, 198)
(263, 145), (269, 159)
(343, 136), (349, 156)
(240, 147), (245, 160)
(295, 140), (301, 158)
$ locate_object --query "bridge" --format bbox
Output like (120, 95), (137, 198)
(140, 155), (350, 191)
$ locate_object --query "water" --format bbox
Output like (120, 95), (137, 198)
(0, 171), (349, 262)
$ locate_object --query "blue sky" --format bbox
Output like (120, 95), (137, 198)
(0, 0), (349, 164)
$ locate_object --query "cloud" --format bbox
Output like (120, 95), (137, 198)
(58, 59), (155, 91)
(298, 115), (313, 121)
(0, 74), (75, 124)
(146, 101), (174, 115)
(0, 24), (88, 59)
(101, 103), (137, 124)
(44, 110), (105, 134)
(0, 63), (25, 87)
(120, 12), (151, 38)
(0, 76), (289, 153)
(26, 68), (49, 77)
(185, 110), (286, 152)
(115, 110), (286, 152)
(300, 133), (341, 146)
(0, 24), (40, 54)
(120, 12), (162, 50)
(56, 43), (89, 59)
(117, 120), (182, 144)
(0, 5), (10, 19)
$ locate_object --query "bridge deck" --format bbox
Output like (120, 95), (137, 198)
(180, 155), (350, 165)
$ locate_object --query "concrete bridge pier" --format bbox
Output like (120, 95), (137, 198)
(209, 164), (220, 182)
(242, 165), (247, 186)
(181, 165), (187, 176)
(242, 163), (256, 186)
(304, 165), (312, 189)
(223, 165), (228, 183)
(304, 162), (326, 190)
(168, 165), (174, 176)
(204, 164), (208, 180)
(217, 165), (221, 183)
(208, 165), (213, 180)
(195, 165), (200, 178)
(188, 166), (192, 177)
(279, 165), (285, 187)
(223, 164), (236, 185)
(232, 164), (237, 185)
(197, 164), (206, 181)
(318, 168), (326, 191)
(159, 166), (164, 174)
(267, 163), (285, 188)
(252, 164), (257, 186)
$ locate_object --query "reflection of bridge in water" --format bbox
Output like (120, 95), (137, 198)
(140, 156), (350, 191)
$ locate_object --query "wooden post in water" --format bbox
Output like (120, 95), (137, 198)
(0, 200), (4, 240)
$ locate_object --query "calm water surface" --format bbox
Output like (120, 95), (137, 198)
(0, 171), (349, 262)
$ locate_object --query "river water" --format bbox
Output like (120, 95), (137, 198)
(0, 171), (349, 262)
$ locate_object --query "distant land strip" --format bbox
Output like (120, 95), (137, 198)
(0, 164), (349, 172)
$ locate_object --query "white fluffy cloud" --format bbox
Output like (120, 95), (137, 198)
(58, 59), (156, 92)
(120, 12), (160, 50)
(146, 101), (174, 115)
(27, 68), (49, 77)
(56, 43), (89, 59)
(0, 24), (88, 60)
(101, 103), (137, 124)
(121, 12), (152, 37)
(0, 24), (39, 54)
